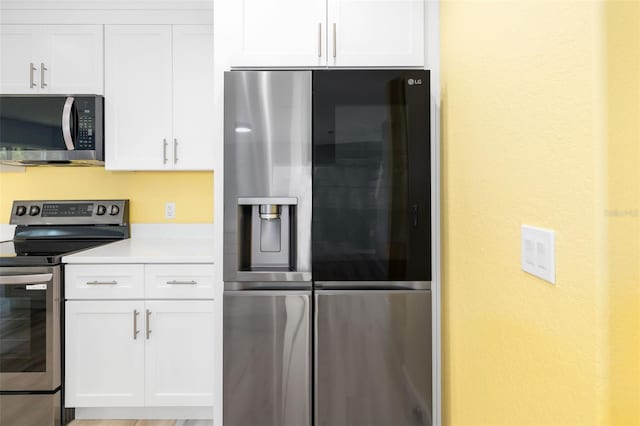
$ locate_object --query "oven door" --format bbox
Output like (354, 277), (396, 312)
(0, 266), (60, 391)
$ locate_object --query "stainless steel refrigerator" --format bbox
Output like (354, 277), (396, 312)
(224, 70), (432, 426)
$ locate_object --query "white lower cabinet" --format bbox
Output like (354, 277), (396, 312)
(144, 301), (215, 406)
(65, 264), (216, 408)
(65, 301), (145, 407)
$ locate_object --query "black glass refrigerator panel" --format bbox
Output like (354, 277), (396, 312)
(312, 70), (431, 281)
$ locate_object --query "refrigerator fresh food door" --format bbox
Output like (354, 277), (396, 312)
(224, 290), (311, 426)
(312, 69), (430, 282)
(315, 289), (432, 426)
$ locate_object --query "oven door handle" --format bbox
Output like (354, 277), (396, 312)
(62, 96), (76, 151)
(0, 273), (53, 285)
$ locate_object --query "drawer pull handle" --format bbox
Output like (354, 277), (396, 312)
(86, 280), (118, 285)
(166, 280), (198, 285)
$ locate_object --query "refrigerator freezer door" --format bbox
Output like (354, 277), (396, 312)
(315, 289), (432, 426)
(224, 291), (311, 426)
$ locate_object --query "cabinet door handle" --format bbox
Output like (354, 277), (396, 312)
(332, 23), (337, 58)
(133, 309), (140, 340)
(146, 309), (152, 339)
(86, 280), (118, 285)
(163, 139), (168, 164)
(173, 138), (178, 164)
(318, 23), (322, 58)
(40, 63), (47, 89)
(166, 280), (197, 285)
(29, 63), (37, 88)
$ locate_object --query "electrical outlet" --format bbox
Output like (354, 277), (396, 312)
(521, 225), (555, 284)
(165, 202), (176, 219)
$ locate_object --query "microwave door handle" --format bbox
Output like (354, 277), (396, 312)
(62, 96), (75, 151)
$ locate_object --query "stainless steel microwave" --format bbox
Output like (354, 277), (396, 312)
(0, 95), (104, 166)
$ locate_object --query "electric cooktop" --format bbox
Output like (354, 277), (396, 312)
(0, 200), (130, 267)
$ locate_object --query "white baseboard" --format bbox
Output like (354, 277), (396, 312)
(75, 406), (212, 420)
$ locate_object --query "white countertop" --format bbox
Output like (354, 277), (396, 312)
(62, 237), (215, 264)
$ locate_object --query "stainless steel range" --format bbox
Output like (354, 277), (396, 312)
(0, 200), (129, 426)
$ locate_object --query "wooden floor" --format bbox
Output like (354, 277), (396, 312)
(69, 421), (212, 426)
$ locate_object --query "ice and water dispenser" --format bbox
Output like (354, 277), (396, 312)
(236, 197), (297, 271)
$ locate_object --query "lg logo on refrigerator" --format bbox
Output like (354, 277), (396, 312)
(407, 78), (422, 86)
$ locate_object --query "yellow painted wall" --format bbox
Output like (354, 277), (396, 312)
(0, 168), (213, 223)
(605, 0), (640, 424)
(441, 1), (610, 424)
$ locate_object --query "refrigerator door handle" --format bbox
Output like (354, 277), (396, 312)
(225, 281), (312, 291)
(314, 281), (431, 291)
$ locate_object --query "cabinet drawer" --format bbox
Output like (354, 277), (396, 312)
(145, 264), (215, 299)
(65, 264), (144, 299)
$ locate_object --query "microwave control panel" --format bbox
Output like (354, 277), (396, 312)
(76, 98), (96, 150)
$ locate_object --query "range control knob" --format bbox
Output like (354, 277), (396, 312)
(109, 205), (120, 216)
(96, 205), (107, 216)
(29, 205), (41, 216)
(15, 205), (27, 216)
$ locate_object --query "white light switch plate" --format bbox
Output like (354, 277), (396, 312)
(521, 225), (555, 284)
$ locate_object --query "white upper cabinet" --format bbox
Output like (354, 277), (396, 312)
(172, 25), (215, 170)
(0, 26), (38, 93)
(229, 0), (326, 67)
(105, 24), (214, 171)
(229, 0), (424, 67)
(41, 25), (104, 93)
(0, 25), (103, 94)
(104, 25), (173, 170)
(328, 0), (424, 67)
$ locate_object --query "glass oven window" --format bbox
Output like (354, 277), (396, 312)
(0, 284), (47, 373)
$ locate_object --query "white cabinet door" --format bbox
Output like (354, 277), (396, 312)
(0, 25), (104, 94)
(328, 0), (424, 67)
(0, 25), (40, 93)
(105, 25), (172, 170)
(65, 301), (145, 407)
(172, 25), (214, 170)
(144, 300), (215, 406)
(230, 0), (326, 67)
(41, 25), (104, 94)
